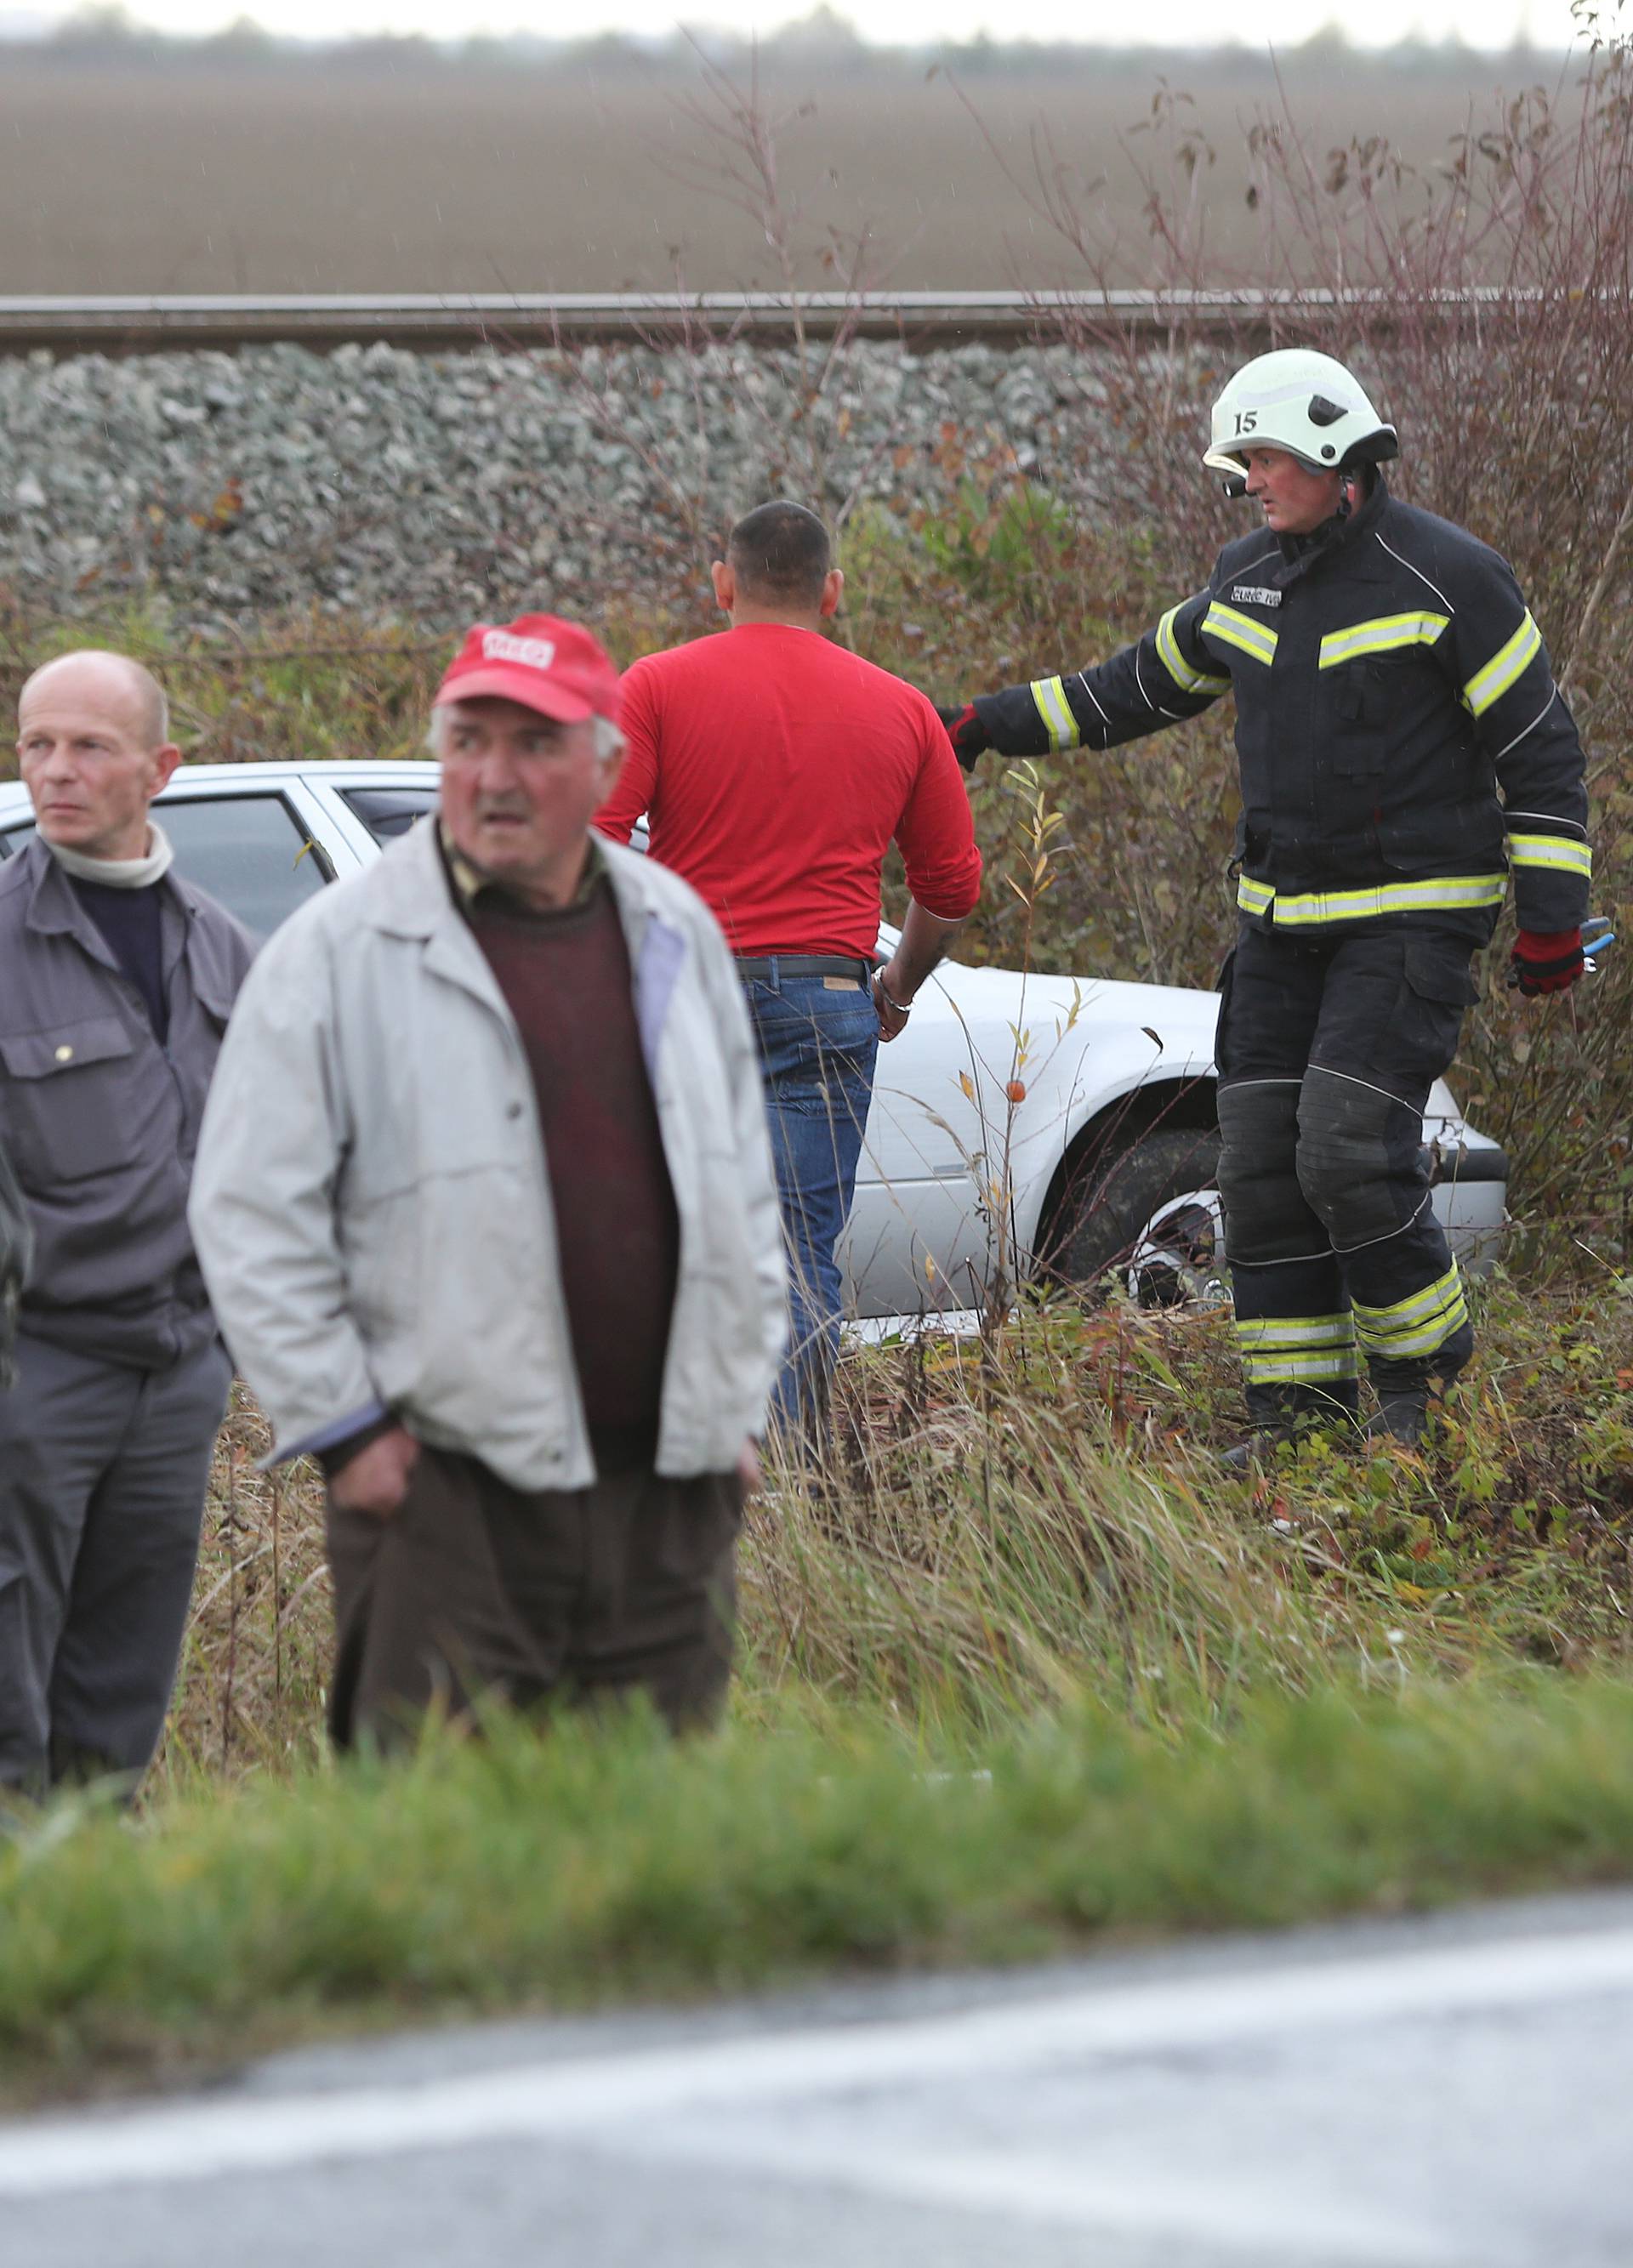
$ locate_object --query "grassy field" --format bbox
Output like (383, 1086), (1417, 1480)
(161, 1273), (1633, 1794)
(0, 1274), (1630, 2102)
(0, 43), (1583, 294)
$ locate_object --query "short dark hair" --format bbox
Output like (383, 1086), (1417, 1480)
(727, 500), (832, 606)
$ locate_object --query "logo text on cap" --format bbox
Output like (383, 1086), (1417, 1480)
(482, 629), (557, 672)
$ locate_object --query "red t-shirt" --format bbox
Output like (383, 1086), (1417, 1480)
(595, 623), (983, 959)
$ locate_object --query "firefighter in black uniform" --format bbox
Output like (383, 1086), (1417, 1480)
(940, 348), (1591, 1457)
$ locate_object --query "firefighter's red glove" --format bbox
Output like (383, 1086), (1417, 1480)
(936, 702), (989, 774)
(1507, 928), (1585, 996)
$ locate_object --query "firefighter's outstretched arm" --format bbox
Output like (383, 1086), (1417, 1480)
(937, 590), (1228, 772)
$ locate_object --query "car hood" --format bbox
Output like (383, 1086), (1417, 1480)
(928, 956), (1477, 1142)
(931, 958), (1221, 1057)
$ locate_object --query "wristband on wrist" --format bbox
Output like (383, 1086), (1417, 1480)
(876, 976), (913, 1015)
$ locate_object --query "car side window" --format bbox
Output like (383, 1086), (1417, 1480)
(340, 786), (438, 844)
(154, 798), (331, 939)
(338, 789), (651, 860)
(1, 796), (330, 938)
(157, 796), (331, 940)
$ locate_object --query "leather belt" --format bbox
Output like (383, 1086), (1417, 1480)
(734, 953), (873, 983)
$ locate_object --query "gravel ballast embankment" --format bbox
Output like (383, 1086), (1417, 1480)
(0, 339), (1110, 624)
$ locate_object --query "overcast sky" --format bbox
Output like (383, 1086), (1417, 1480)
(7, 0), (1595, 47)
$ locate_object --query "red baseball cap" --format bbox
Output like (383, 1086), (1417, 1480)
(434, 613), (622, 726)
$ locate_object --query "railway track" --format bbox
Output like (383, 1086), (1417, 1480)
(0, 287), (1518, 356)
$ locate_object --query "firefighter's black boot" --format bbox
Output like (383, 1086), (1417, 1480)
(1220, 1427), (1295, 1472)
(1357, 1347), (1471, 1448)
(1357, 1332), (1470, 1451)
(1357, 1383), (1431, 1447)
(1220, 1380), (1360, 1471)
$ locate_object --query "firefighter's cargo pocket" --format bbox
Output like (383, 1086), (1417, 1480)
(1324, 653), (1408, 746)
(1403, 935), (1480, 1009)
(1323, 658), (1391, 761)
(1385, 935), (1478, 1090)
(1329, 687), (1383, 765)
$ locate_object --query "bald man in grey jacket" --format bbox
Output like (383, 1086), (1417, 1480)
(0, 652), (253, 1797)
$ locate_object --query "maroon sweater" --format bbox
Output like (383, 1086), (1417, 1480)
(465, 878), (680, 1460)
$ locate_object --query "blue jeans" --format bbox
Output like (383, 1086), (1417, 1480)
(742, 968), (879, 1443)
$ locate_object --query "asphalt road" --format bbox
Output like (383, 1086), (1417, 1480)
(3, 1892), (1631, 2268)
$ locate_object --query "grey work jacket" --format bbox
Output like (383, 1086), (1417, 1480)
(0, 1134), (30, 1386)
(0, 836), (255, 1369)
(190, 819), (788, 1492)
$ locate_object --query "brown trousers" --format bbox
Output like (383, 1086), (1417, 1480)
(324, 1442), (743, 1752)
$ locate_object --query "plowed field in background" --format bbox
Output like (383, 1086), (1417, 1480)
(0, 48), (1572, 294)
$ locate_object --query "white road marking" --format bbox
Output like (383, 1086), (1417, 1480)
(3, 1923), (1631, 2223)
(615, 2129), (1459, 2265)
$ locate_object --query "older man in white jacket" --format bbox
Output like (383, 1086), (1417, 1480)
(191, 614), (787, 1748)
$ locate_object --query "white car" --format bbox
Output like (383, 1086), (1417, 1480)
(0, 761), (1509, 1323)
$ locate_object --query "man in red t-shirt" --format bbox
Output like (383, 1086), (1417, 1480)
(598, 500), (982, 1444)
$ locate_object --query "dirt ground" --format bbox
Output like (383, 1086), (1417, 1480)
(0, 45), (1575, 295)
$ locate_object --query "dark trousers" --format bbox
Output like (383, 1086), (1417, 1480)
(1215, 922), (1481, 1420)
(324, 1442), (744, 1753)
(0, 1329), (231, 1794)
(742, 969), (879, 1445)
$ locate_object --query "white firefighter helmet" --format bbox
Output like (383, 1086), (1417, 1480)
(1203, 350), (1398, 482)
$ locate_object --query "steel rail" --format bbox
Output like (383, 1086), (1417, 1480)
(0, 286), (1529, 355)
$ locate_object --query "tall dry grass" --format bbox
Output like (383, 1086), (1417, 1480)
(156, 1275), (1633, 1797)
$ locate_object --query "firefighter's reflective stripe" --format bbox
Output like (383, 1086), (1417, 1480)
(1028, 674), (1078, 751)
(1506, 832), (1592, 880)
(1351, 1264), (1468, 1361)
(1237, 873), (1506, 924)
(1157, 606), (1230, 696)
(1463, 611), (1542, 717)
(1203, 600), (1278, 668)
(1317, 611), (1450, 669)
(1235, 1311), (1361, 1386)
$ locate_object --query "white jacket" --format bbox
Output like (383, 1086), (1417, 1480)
(191, 820), (787, 1490)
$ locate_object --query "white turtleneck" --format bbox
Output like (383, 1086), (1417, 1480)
(45, 821), (176, 891)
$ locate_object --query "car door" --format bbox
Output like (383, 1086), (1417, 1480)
(842, 941), (1006, 1322)
(158, 785), (344, 940)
